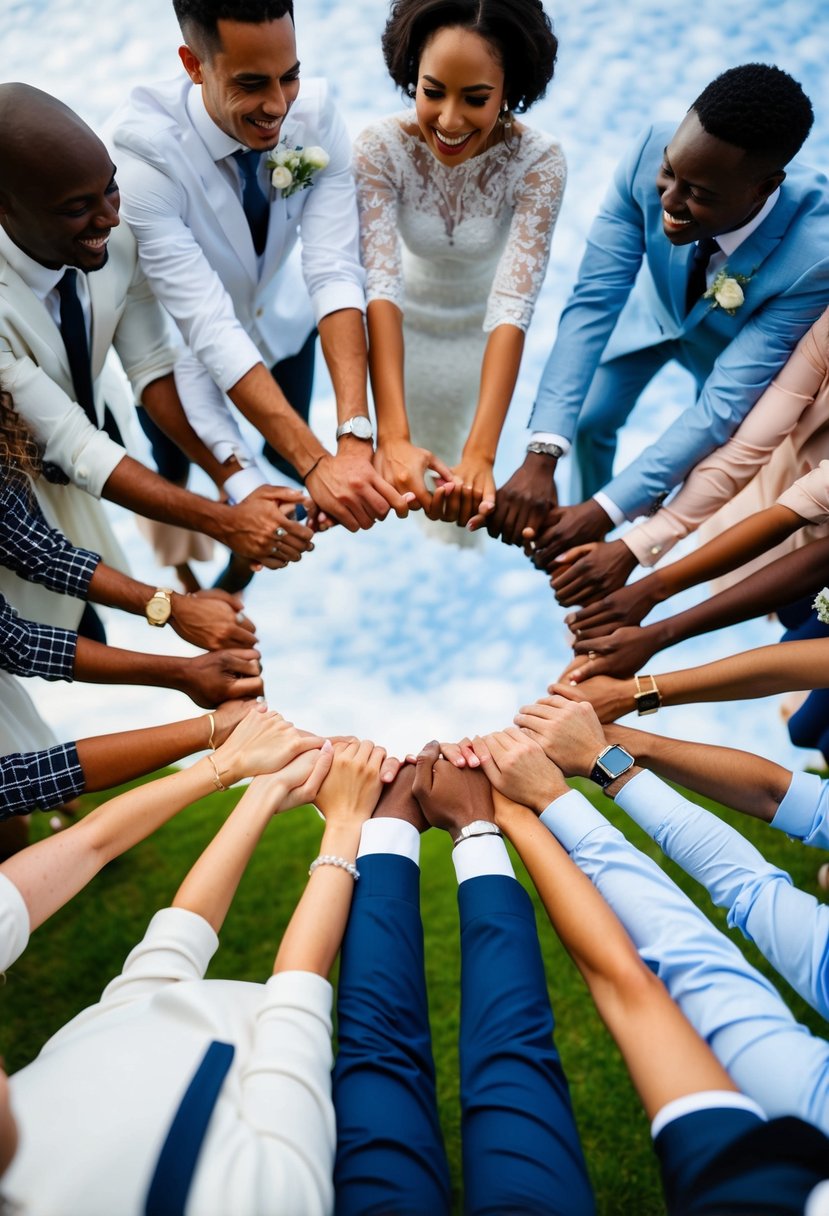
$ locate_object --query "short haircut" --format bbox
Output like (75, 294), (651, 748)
(692, 63), (814, 168)
(173, 0), (294, 57)
(381, 0), (558, 114)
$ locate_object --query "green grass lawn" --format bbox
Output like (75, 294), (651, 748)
(2, 771), (826, 1213)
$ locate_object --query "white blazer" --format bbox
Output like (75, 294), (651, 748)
(0, 220), (175, 626)
(110, 76), (366, 468)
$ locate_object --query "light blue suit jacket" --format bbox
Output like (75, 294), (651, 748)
(530, 123), (829, 518)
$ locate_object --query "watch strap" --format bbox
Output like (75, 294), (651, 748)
(589, 745), (635, 789)
(634, 674), (662, 716)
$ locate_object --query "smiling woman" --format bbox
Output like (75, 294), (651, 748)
(354, 0), (565, 538)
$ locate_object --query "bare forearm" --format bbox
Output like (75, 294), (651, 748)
(172, 785), (272, 933)
(102, 455), (234, 544)
(654, 638), (829, 708)
(464, 324), (524, 462)
(228, 362), (325, 478)
(649, 536), (829, 653)
(367, 300), (409, 441)
(73, 636), (188, 693)
(606, 724), (791, 823)
(655, 505), (805, 600)
(273, 820), (362, 978)
(75, 715), (213, 792)
(141, 373), (229, 488)
(318, 308), (369, 425)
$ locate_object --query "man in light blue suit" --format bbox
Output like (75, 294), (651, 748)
(484, 64), (829, 589)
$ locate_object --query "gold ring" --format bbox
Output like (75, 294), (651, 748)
(588, 650), (596, 660)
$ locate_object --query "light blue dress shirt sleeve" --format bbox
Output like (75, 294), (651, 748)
(614, 769), (829, 1020)
(539, 786), (829, 1132)
(772, 769), (829, 850)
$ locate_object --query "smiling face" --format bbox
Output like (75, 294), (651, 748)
(0, 127), (120, 272)
(656, 110), (783, 246)
(179, 14), (300, 152)
(414, 25), (506, 166)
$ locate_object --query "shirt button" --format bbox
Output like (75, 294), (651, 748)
(255, 307), (263, 318)
(650, 545), (662, 557)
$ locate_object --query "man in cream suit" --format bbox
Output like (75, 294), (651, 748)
(484, 64), (829, 591)
(110, 0), (411, 534)
(0, 84), (314, 635)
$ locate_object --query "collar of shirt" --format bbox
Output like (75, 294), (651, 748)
(186, 85), (247, 162)
(0, 225), (91, 335)
(714, 187), (780, 258)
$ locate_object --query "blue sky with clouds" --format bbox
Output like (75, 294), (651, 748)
(9, 0), (829, 762)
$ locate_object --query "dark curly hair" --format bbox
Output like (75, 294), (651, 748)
(173, 0), (293, 56)
(692, 64), (813, 169)
(0, 391), (41, 486)
(381, 0), (558, 114)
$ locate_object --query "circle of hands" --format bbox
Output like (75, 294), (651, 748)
(217, 687), (609, 832)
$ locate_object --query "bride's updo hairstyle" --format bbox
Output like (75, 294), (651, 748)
(382, 0), (558, 114)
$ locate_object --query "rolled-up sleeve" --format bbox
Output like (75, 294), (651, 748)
(0, 598), (77, 681)
(0, 743), (84, 819)
(772, 770), (829, 849)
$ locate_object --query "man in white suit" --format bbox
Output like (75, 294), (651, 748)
(0, 84), (314, 635)
(110, 0), (411, 534)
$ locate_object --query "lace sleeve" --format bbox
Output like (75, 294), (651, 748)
(484, 137), (567, 333)
(353, 124), (404, 310)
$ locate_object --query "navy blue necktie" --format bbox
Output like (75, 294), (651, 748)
(56, 269), (97, 427)
(232, 149), (269, 255)
(685, 236), (719, 314)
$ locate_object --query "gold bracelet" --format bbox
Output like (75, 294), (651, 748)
(206, 753), (227, 792)
(634, 674), (662, 716)
(206, 712), (216, 751)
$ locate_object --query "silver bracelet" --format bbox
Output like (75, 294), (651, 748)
(308, 854), (360, 881)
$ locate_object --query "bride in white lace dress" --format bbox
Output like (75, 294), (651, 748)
(355, 0), (565, 540)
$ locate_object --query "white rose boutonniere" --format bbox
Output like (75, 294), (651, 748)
(704, 267), (753, 316)
(813, 587), (829, 625)
(266, 143), (330, 198)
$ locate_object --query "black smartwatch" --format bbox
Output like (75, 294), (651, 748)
(589, 744), (635, 790)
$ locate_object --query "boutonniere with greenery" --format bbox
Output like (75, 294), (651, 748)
(266, 143), (329, 198)
(813, 587), (829, 625)
(704, 268), (753, 316)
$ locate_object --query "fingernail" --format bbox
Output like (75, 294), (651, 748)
(322, 739), (333, 752)
(468, 756), (480, 767)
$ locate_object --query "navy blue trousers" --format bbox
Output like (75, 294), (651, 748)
(333, 853), (594, 1216)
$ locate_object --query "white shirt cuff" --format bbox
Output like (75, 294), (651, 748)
(771, 769), (823, 840)
(651, 1090), (765, 1140)
(223, 465), (269, 504)
(451, 830), (515, 884)
(312, 282), (365, 326)
(529, 431), (571, 456)
(358, 817), (421, 866)
(613, 769), (670, 835)
(593, 491), (625, 527)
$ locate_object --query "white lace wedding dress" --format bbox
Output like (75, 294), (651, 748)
(354, 115), (566, 539)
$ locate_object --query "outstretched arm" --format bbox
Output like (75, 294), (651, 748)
(0, 705), (292, 935)
(471, 729), (737, 1120)
(566, 534), (829, 681)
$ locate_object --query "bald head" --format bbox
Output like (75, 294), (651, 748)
(0, 84), (120, 272)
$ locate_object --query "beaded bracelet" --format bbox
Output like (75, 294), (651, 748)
(207, 753), (227, 792)
(308, 854), (360, 881)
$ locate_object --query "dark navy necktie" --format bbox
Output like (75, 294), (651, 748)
(232, 149), (269, 255)
(56, 268), (97, 427)
(685, 236), (720, 314)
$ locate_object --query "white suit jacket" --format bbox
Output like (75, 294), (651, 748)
(0, 221), (175, 626)
(110, 76), (366, 471)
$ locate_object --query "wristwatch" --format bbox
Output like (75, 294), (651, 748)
(589, 744), (635, 790)
(145, 587), (174, 627)
(634, 674), (662, 716)
(336, 415), (374, 442)
(526, 440), (564, 460)
(453, 822), (503, 847)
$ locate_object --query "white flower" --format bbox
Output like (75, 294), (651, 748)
(813, 587), (829, 625)
(713, 278), (745, 311)
(272, 148), (290, 166)
(302, 145), (330, 170)
(271, 165), (294, 190)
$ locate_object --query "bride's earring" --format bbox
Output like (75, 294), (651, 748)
(498, 100), (513, 135)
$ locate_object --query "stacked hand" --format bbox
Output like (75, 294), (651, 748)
(170, 588), (257, 650)
(374, 438), (455, 514)
(211, 704), (327, 788)
(549, 539), (638, 608)
(228, 484), (315, 569)
(306, 442), (415, 532)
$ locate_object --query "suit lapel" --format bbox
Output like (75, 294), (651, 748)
(181, 122), (259, 282)
(0, 258), (74, 385)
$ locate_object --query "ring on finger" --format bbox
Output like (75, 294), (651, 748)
(274, 526), (287, 539)
(588, 650), (596, 660)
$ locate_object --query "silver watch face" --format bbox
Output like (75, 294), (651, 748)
(342, 415), (373, 441)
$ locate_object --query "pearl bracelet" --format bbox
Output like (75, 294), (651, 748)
(308, 854), (360, 882)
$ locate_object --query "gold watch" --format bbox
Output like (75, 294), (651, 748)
(145, 587), (174, 627)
